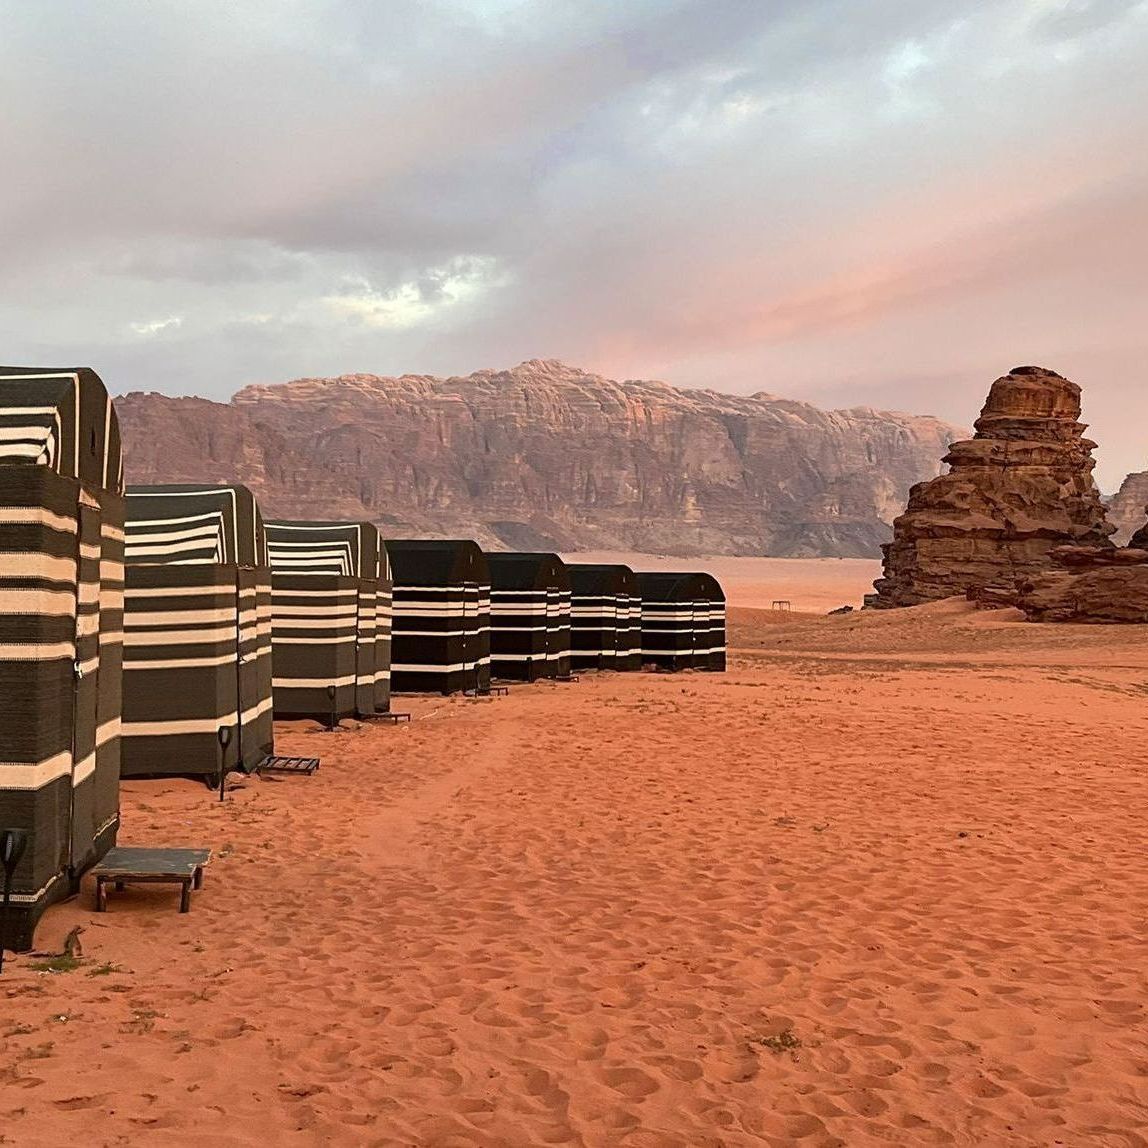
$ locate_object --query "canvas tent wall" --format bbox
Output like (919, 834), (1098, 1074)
(0, 365), (124, 949)
(387, 540), (490, 695)
(122, 485), (273, 778)
(694, 574), (727, 671)
(567, 563), (642, 672)
(486, 552), (572, 682)
(265, 520), (392, 720)
(636, 572), (726, 672)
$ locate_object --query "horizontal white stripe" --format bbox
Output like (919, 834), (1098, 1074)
(6, 871), (68, 905)
(0, 553), (75, 581)
(274, 674), (357, 689)
(123, 652), (241, 669)
(392, 658), (491, 673)
(124, 582), (234, 599)
(269, 619), (355, 629)
(270, 590), (358, 603)
(0, 722), (117, 792)
(0, 587), (76, 616)
(0, 506), (76, 532)
(0, 641), (74, 659)
(72, 751), (97, 786)
(76, 612), (101, 638)
(271, 634), (358, 646)
(124, 625), (239, 646)
(125, 607), (236, 627)
(0, 750), (71, 788)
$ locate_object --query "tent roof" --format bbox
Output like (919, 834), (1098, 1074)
(126, 483), (266, 567)
(385, 539), (489, 586)
(486, 552), (571, 591)
(635, 571), (726, 603)
(0, 365), (123, 492)
(266, 519), (388, 580)
(566, 563), (637, 595)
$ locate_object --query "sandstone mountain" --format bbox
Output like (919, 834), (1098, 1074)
(115, 359), (961, 558)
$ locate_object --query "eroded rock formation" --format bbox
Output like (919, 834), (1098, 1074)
(1106, 471), (1148, 544)
(1014, 545), (1148, 623)
(116, 360), (961, 558)
(871, 366), (1114, 608)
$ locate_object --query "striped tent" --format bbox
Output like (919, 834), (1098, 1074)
(0, 366), (124, 950)
(567, 563), (642, 672)
(487, 552), (572, 682)
(387, 540), (490, 695)
(265, 520), (392, 721)
(636, 572), (726, 672)
(122, 485), (273, 778)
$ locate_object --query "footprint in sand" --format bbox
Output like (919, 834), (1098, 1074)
(599, 1065), (660, 1100)
(53, 1094), (110, 1111)
(640, 1054), (703, 1083)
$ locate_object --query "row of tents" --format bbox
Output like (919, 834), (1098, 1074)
(0, 366), (725, 948)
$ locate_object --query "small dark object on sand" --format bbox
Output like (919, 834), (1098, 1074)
(827, 605), (854, 615)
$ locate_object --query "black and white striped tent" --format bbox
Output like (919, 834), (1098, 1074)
(486, 552), (572, 682)
(387, 540), (490, 695)
(0, 366), (124, 949)
(636, 572), (727, 672)
(265, 520), (392, 721)
(122, 485), (274, 778)
(567, 563), (642, 672)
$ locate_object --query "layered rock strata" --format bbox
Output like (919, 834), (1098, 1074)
(116, 360), (961, 559)
(871, 366), (1113, 607)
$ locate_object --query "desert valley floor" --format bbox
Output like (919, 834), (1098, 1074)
(4, 558), (1148, 1147)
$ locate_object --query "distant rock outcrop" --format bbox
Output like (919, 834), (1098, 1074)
(115, 360), (961, 559)
(871, 366), (1114, 608)
(1107, 470), (1148, 544)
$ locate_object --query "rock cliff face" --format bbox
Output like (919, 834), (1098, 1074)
(115, 359), (961, 558)
(871, 366), (1113, 607)
(1106, 470), (1148, 544)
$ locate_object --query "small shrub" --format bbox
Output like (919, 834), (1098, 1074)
(86, 963), (123, 977)
(27, 955), (83, 974)
(755, 1028), (801, 1054)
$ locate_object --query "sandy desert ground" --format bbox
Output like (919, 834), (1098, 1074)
(4, 560), (1148, 1147)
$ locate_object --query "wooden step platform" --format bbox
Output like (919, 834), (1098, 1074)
(93, 847), (211, 914)
(361, 711), (411, 724)
(255, 755), (320, 775)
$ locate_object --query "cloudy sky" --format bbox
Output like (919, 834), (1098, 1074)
(3, 0), (1147, 486)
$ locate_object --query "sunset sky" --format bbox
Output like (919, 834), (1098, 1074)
(3, 0), (1147, 487)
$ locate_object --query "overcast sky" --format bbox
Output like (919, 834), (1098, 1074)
(3, 0), (1147, 487)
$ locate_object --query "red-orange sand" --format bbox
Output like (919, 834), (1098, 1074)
(5, 572), (1148, 1146)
